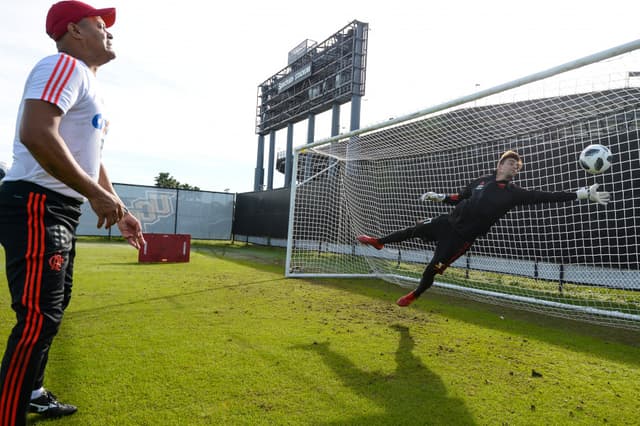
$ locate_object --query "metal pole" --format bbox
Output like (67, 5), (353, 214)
(267, 130), (276, 190)
(284, 123), (294, 187)
(254, 134), (264, 191)
(174, 188), (179, 234)
(307, 113), (315, 143)
(350, 22), (365, 131)
(331, 103), (340, 136)
(285, 149), (301, 277)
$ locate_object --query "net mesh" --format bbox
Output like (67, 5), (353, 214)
(287, 47), (640, 329)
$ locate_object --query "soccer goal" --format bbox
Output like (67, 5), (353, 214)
(285, 39), (640, 330)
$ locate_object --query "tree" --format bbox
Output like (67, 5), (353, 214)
(154, 172), (200, 191)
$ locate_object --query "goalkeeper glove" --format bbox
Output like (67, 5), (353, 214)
(419, 191), (446, 202)
(576, 183), (610, 206)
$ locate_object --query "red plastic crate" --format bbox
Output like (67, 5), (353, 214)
(138, 233), (191, 263)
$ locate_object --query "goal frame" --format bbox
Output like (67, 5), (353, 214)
(284, 38), (640, 327)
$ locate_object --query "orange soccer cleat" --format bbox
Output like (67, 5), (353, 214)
(396, 291), (417, 307)
(357, 235), (384, 250)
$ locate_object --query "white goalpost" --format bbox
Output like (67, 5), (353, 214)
(285, 39), (640, 330)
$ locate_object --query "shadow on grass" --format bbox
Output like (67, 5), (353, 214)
(165, 242), (640, 364)
(76, 241), (640, 364)
(295, 324), (475, 425)
(310, 276), (640, 365)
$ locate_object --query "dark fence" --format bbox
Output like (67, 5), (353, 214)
(77, 183), (234, 240)
(232, 188), (290, 241)
(28, 180), (291, 245)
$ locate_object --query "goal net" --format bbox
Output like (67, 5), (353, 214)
(286, 40), (640, 330)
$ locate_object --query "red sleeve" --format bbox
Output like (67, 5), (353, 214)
(444, 177), (477, 205)
(445, 193), (460, 204)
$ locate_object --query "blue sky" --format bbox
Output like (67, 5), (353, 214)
(1, 0), (639, 193)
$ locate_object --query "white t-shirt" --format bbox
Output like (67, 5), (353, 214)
(4, 52), (108, 200)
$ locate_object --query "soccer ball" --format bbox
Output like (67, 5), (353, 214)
(0, 161), (7, 180)
(579, 144), (612, 174)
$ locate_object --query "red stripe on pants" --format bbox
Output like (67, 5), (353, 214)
(0, 193), (46, 426)
(434, 241), (472, 274)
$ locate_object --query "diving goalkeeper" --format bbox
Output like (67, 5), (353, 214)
(357, 150), (610, 307)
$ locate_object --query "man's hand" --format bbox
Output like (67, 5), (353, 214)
(419, 191), (446, 202)
(576, 183), (610, 206)
(87, 189), (126, 229)
(117, 212), (146, 249)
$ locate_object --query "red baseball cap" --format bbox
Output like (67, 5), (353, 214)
(46, 1), (116, 41)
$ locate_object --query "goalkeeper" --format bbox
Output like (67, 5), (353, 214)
(357, 150), (610, 307)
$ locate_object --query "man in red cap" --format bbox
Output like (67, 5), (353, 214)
(0, 2), (144, 424)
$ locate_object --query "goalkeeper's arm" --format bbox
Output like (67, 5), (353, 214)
(419, 191), (468, 205)
(517, 183), (610, 206)
(420, 181), (472, 205)
(419, 177), (477, 205)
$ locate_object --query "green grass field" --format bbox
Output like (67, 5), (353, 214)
(0, 240), (638, 425)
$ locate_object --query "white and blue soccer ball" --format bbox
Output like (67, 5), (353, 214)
(579, 144), (612, 174)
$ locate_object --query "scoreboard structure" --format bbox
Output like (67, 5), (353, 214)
(254, 20), (369, 190)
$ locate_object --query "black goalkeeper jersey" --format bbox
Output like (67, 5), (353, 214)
(443, 173), (577, 241)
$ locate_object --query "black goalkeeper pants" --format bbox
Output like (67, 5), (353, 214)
(378, 215), (473, 297)
(0, 181), (81, 426)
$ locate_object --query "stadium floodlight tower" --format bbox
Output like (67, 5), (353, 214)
(254, 20), (368, 191)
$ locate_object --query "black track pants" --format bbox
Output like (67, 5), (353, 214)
(379, 215), (473, 297)
(0, 181), (80, 426)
